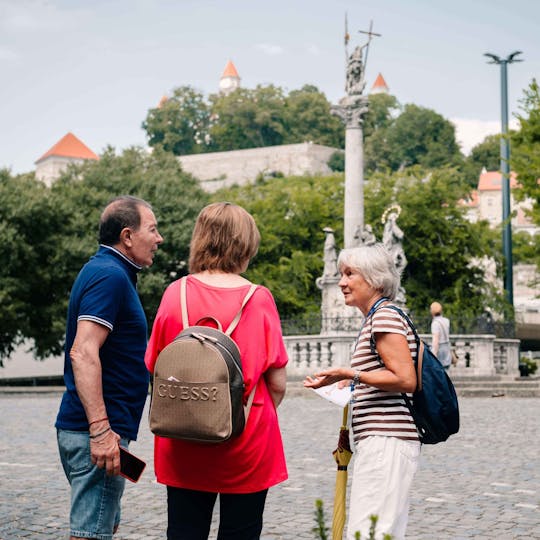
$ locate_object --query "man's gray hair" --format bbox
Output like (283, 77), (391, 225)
(337, 243), (400, 300)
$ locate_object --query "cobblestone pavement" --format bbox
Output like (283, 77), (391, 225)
(0, 391), (539, 539)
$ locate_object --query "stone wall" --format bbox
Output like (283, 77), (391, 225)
(178, 142), (338, 192)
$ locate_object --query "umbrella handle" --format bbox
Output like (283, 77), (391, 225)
(341, 404), (349, 429)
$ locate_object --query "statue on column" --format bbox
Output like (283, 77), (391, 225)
(345, 44), (367, 96)
(354, 223), (377, 246)
(321, 227), (340, 278)
(382, 205), (407, 305)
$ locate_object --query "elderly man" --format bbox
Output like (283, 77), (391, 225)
(55, 195), (163, 540)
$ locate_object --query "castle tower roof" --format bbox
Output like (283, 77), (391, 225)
(370, 73), (389, 94)
(221, 60), (240, 79)
(36, 132), (98, 164)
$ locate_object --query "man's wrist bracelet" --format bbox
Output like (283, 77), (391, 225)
(89, 427), (111, 440)
(89, 416), (108, 427)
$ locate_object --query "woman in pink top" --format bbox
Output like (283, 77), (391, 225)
(145, 202), (288, 540)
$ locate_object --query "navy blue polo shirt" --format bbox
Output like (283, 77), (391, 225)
(55, 245), (150, 440)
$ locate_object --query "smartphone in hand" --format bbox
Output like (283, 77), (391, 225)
(119, 447), (146, 483)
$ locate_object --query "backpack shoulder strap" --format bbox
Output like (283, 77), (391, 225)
(369, 304), (423, 391)
(225, 284), (258, 336)
(180, 277), (257, 335)
(180, 276), (189, 328)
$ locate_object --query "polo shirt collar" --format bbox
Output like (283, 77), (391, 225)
(99, 244), (143, 272)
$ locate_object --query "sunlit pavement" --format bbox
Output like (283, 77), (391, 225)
(0, 390), (539, 539)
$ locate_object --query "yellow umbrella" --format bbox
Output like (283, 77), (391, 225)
(332, 404), (353, 540)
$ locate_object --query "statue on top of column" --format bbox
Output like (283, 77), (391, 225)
(345, 45), (367, 96)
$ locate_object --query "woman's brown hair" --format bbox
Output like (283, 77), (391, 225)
(188, 202), (260, 274)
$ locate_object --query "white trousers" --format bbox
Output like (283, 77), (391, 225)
(346, 436), (421, 540)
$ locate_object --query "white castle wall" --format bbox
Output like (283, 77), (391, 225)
(178, 142), (338, 192)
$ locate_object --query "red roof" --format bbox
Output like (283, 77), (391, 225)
(478, 170), (518, 191)
(371, 73), (389, 91)
(221, 60), (239, 78)
(36, 132), (99, 163)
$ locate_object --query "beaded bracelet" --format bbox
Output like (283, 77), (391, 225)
(89, 427), (111, 440)
(89, 417), (109, 426)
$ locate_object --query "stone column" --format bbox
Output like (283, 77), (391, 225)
(344, 125), (364, 248)
(332, 44), (369, 248)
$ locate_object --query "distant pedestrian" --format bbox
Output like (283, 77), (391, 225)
(430, 301), (452, 370)
(55, 195), (163, 540)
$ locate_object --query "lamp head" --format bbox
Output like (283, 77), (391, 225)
(507, 50), (523, 63)
(484, 52), (501, 64)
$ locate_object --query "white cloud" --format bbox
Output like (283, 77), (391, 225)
(0, 0), (82, 32)
(255, 43), (284, 56)
(451, 117), (519, 155)
(0, 47), (18, 61)
(305, 43), (320, 56)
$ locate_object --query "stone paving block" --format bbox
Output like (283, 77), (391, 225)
(1, 394), (540, 539)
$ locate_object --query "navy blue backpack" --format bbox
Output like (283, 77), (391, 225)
(371, 304), (460, 444)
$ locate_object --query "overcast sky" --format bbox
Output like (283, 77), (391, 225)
(1, 0), (538, 174)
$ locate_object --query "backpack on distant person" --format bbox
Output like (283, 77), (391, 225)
(149, 277), (258, 443)
(370, 304), (460, 444)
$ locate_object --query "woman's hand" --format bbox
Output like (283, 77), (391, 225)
(303, 367), (354, 389)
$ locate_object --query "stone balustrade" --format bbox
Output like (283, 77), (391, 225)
(284, 333), (521, 378)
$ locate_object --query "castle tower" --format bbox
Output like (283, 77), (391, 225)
(370, 72), (389, 94)
(219, 60), (241, 95)
(35, 132), (99, 186)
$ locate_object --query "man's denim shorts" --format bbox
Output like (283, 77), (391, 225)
(57, 429), (128, 540)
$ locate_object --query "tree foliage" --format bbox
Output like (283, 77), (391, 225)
(142, 86), (211, 155)
(209, 85), (288, 150)
(0, 149), (208, 362)
(211, 174), (345, 320)
(461, 134), (502, 188)
(282, 85), (344, 148)
(365, 104), (464, 174)
(213, 169), (503, 322)
(143, 84), (344, 155)
(0, 169), (67, 362)
(363, 167), (503, 320)
(511, 78), (540, 226)
(363, 93), (400, 139)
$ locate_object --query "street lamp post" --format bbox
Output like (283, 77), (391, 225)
(484, 51), (523, 310)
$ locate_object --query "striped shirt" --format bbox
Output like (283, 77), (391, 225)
(351, 305), (420, 443)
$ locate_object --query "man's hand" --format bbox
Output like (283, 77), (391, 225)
(90, 426), (121, 476)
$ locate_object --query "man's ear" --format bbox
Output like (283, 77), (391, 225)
(119, 227), (132, 247)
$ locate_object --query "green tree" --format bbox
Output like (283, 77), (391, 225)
(363, 93), (400, 139)
(0, 148), (208, 362)
(142, 86), (211, 155)
(209, 85), (287, 151)
(283, 85), (344, 148)
(365, 104), (463, 174)
(512, 230), (540, 267)
(363, 167), (504, 319)
(211, 174), (344, 320)
(213, 169), (503, 323)
(50, 147), (209, 328)
(461, 134), (502, 188)
(511, 78), (540, 227)
(0, 169), (68, 362)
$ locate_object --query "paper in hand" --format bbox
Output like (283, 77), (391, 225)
(312, 381), (352, 407)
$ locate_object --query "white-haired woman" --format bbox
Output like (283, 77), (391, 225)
(304, 243), (420, 540)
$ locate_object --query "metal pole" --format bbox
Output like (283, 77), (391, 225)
(499, 60), (514, 308)
(485, 51), (522, 312)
